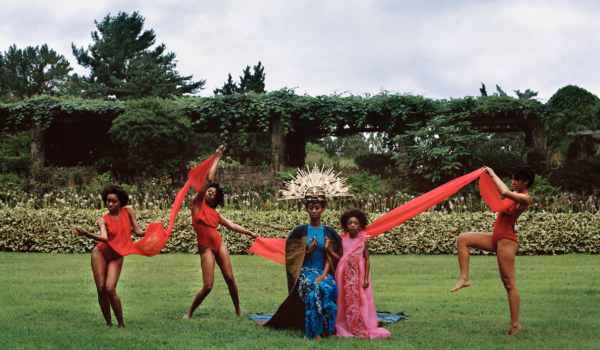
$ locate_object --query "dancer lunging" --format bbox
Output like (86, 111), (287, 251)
(183, 145), (259, 319)
(74, 186), (146, 328)
(451, 165), (534, 336)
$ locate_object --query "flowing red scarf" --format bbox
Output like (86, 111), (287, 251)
(249, 168), (503, 264)
(107, 156), (215, 257)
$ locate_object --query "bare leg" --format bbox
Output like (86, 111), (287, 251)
(105, 256), (125, 328)
(451, 232), (496, 292)
(215, 241), (242, 316)
(91, 248), (112, 326)
(183, 246), (216, 319)
(496, 239), (521, 336)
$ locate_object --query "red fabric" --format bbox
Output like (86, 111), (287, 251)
(96, 242), (123, 262)
(249, 168), (503, 264)
(107, 155), (216, 257)
(492, 197), (529, 246)
(193, 199), (222, 253)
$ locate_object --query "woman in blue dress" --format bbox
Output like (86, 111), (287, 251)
(265, 187), (342, 339)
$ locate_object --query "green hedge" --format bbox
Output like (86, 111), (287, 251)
(1, 209), (599, 255)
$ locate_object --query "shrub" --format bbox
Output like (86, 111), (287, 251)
(354, 153), (396, 170)
(548, 155), (600, 193)
(0, 155), (31, 175)
(1, 208), (599, 255)
(108, 97), (196, 177)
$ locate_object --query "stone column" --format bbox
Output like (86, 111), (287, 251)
(30, 120), (45, 170)
(270, 116), (285, 171)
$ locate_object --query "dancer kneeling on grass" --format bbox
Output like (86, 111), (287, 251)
(326, 208), (391, 339)
(183, 145), (259, 319)
(74, 186), (145, 328)
(451, 165), (534, 336)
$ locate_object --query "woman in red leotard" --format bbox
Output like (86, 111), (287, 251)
(74, 186), (146, 328)
(183, 145), (259, 319)
(451, 165), (535, 336)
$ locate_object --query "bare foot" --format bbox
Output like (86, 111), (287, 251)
(314, 334), (323, 340)
(106, 322), (113, 327)
(507, 324), (521, 336)
(236, 310), (242, 317)
(451, 279), (471, 292)
(182, 311), (192, 319)
(118, 323), (125, 329)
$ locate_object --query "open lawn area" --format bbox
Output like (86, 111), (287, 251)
(1, 253), (599, 349)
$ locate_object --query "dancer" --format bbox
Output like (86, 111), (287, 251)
(74, 185), (145, 328)
(183, 145), (259, 319)
(328, 208), (391, 339)
(451, 165), (535, 336)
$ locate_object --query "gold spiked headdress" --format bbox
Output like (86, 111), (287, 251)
(280, 164), (353, 201)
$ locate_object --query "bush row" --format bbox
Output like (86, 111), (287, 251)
(1, 208), (599, 255)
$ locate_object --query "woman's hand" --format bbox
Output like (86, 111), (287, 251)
(74, 226), (88, 237)
(306, 237), (317, 254)
(363, 278), (370, 289)
(248, 232), (260, 239)
(314, 275), (326, 284)
(215, 145), (226, 158)
(482, 166), (497, 177)
(324, 237), (330, 249)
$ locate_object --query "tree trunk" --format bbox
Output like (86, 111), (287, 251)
(531, 118), (546, 150)
(270, 116), (285, 171)
(30, 121), (45, 170)
(285, 131), (308, 167)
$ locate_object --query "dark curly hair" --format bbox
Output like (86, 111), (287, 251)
(510, 165), (535, 188)
(207, 183), (224, 208)
(339, 208), (369, 231)
(101, 185), (129, 207)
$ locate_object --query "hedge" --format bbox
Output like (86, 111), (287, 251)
(1, 209), (599, 255)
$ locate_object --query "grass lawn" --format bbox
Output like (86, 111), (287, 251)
(1, 253), (599, 349)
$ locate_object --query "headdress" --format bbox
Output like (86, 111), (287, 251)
(280, 164), (353, 201)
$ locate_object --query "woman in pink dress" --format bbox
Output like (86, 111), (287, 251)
(326, 208), (391, 339)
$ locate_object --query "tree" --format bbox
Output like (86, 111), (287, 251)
(213, 73), (238, 95)
(479, 83), (487, 97)
(496, 85), (507, 96)
(108, 97), (196, 176)
(393, 115), (486, 182)
(72, 11), (204, 99)
(214, 61), (265, 95)
(514, 89), (538, 100)
(1, 44), (72, 98)
(0, 52), (6, 100)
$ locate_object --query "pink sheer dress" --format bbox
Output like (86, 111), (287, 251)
(335, 231), (391, 339)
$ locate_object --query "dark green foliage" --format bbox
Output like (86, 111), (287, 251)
(496, 85), (507, 96)
(108, 97), (196, 176)
(0, 53), (6, 99)
(395, 115), (487, 182)
(354, 153), (396, 170)
(322, 134), (370, 158)
(479, 83), (487, 97)
(476, 151), (525, 177)
(72, 11), (204, 100)
(515, 89), (538, 100)
(548, 155), (600, 193)
(545, 85), (600, 150)
(1, 44), (72, 98)
(0, 155), (31, 174)
(214, 62), (266, 95)
(1, 131), (29, 157)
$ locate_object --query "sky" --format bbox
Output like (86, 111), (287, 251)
(2, 0), (599, 101)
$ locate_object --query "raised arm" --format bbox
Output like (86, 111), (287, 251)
(217, 212), (260, 239)
(192, 145), (226, 207)
(363, 240), (371, 288)
(125, 206), (145, 237)
(483, 167), (530, 206)
(324, 237), (342, 261)
(74, 217), (109, 243)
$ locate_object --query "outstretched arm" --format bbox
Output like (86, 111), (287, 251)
(217, 212), (260, 239)
(363, 240), (371, 288)
(483, 167), (530, 206)
(192, 145), (226, 206)
(125, 206), (145, 237)
(73, 217), (108, 243)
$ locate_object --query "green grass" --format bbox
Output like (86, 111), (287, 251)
(1, 253), (599, 349)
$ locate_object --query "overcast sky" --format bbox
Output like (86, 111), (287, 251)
(2, 0), (599, 101)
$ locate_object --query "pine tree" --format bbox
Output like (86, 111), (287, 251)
(514, 89), (538, 100)
(72, 11), (204, 99)
(1, 44), (72, 98)
(214, 73), (238, 95)
(239, 61), (265, 93)
(496, 85), (507, 96)
(479, 83), (487, 97)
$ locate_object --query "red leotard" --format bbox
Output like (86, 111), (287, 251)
(492, 195), (529, 247)
(192, 199), (222, 254)
(96, 207), (131, 262)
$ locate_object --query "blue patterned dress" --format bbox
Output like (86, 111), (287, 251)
(297, 225), (338, 338)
